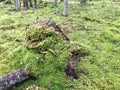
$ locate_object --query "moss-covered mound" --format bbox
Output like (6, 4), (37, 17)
(26, 26), (62, 52)
(17, 25), (71, 89)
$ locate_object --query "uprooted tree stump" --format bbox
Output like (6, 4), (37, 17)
(0, 68), (30, 90)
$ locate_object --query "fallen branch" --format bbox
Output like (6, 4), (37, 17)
(0, 68), (30, 90)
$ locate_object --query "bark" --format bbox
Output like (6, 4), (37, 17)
(29, 0), (33, 7)
(80, 0), (86, 3)
(14, 0), (20, 12)
(0, 0), (5, 2)
(23, 0), (28, 9)
(34, 0), (37, 8)
(0, 69), (29, 90)
(53, 0), (57, 6)
(63, 0), (68, 17)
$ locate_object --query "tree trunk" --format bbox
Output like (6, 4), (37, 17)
(0, 68), (30, 90)
(14, 0), (20, 12)
(53, 0), (57, 6)
(63, 0), (68, 17)
(80, 0), (86, 3)
(60, 0), (63, 2)
(29, 0), (33, 7)
(34, 0), (37, 8)
(23, 0), (28, 9)
(0, 0), (5, 2)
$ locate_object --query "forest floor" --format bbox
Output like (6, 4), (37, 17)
(0, 0), (120, 90)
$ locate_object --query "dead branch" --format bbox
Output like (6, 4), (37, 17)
(0, 68), (30, 90)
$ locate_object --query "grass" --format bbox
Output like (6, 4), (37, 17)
(0, 0), (120, 90)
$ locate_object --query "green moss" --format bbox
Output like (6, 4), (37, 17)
(0, 0), (120, 90)
(25, 26), (63, 52)
(0, 18), (14, 25)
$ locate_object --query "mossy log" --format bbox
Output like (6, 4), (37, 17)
(0, 68), (29, 90)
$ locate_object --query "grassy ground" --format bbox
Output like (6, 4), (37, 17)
(0, 0), (120, 90)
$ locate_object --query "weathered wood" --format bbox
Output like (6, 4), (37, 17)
(14, 0), (20, 12)
(63, 0), (68, 16)
(53, 0), (57, 6)
(0, 68), (29, 90)
(34, 0), (37, 8)
(23, 0), (28, 9)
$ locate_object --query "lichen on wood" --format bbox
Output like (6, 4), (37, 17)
(0, 68), (29, 90)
